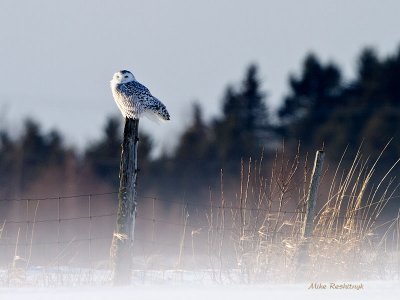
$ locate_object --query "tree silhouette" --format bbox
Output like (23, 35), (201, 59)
(85, 116), (153, 191)
(278, 54), (343, 147)
(213, 64), (269, 170)
(85, 116), (121, 188)
(172, 103), (215, 196)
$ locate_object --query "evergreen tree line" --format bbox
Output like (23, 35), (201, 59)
(1, 45), (400, 203)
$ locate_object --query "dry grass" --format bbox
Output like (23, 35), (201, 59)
(201, 145), (400, 283)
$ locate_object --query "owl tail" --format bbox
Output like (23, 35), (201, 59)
(153, 102), (170, 121)
(158, 108), (170, 121)
(142, 110), (169, 124)
(142, 97), (170, 122)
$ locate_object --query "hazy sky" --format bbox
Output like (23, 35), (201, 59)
(1, 0), (400, 154)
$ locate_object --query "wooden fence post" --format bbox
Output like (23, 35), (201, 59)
(113, 117), (139, 285)
(302, 150), (324, 238)
(296, 150), (324, 279)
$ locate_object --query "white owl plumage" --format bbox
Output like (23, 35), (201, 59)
(110, 70), (170, 121)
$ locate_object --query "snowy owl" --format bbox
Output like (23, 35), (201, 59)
(110, 70), (170, 121)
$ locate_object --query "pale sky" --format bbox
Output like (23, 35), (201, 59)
(1, 0), (400, 154)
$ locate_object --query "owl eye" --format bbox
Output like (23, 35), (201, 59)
(124, 75), (128, 78)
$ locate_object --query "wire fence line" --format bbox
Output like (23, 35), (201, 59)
(0, 191), (119, 203)
(0, 237), (112, 247)
(0, 190), (398, 273)
(0, 190), (394, 227)
(2, 213), (116, 225)
(0, 192), (115, 270)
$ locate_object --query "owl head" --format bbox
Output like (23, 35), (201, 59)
(111, 70), (136, 84)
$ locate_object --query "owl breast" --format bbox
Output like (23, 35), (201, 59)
(112, 83), (141, 119)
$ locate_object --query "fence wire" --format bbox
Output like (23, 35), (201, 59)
(0, 190), (398, 283)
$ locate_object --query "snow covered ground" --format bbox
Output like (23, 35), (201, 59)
(1, 281), (399, 300)
(0, 268), (399, 299)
